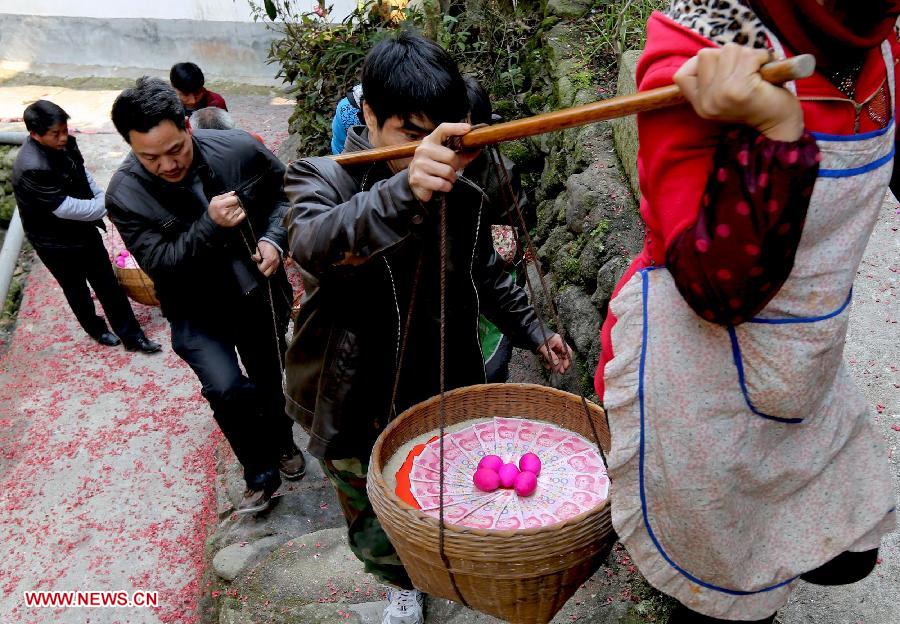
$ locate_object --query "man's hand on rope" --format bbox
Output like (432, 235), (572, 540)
(208, 191), (247, 228)
(252, 240), (281, 277)
(537, 333), (572, 375)
(408, 122), (481, 203)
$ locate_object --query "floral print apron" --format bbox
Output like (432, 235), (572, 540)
(604, 39), (897, 619)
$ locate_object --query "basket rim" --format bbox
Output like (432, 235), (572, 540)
(369, 382), (611, 539)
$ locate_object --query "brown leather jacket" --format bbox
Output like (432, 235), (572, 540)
(282, 127), (546, 459)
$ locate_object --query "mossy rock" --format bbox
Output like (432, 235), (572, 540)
(550, 235), (586, 285)
(538, 226), (573, 262)
(545, 0), (595, 20)
(536, 198), (562, 240)
(0, 196), (15, 227)
(500, 138), (541, 167)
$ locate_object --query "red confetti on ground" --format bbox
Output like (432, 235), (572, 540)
(0, 263), (219, 623)
(891, 424), (900, 432)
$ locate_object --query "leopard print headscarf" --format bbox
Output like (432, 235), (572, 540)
(666, 0), (769, 49)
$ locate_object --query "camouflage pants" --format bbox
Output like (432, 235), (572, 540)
(321, 457), (413, 589)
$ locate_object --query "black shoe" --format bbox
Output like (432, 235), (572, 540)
(94, 331), (121, 347)
(235, 487), (276, 516)
(123, 336), (162, 354)
(279, 447), (306, 481)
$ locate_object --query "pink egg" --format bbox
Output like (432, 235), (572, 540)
(121, 250), (130, 257)
(473, 468), (500, 493)
(518, 452), (542, 476)
(115, 259), (126, 267)
(477, 455), (503, 472)
(514, 471), (537, 497)
(498, 463), (520, 488)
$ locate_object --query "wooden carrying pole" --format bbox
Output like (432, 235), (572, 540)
(331, 54), (815, 167)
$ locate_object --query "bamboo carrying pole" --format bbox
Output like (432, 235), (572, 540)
(331, 54), (816, 167)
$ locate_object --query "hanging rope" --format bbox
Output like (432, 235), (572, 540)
(437, 193), (468, 607)
(485, 145), (611, 469)
(388, 250), (425, 421)
(235, 197), (293, 374)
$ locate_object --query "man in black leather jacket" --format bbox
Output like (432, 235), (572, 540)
(106, 78), (305, 515)
(283, 33), (571, 623)
(12, 100), (160, 352)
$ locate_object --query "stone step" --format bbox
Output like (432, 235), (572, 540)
(216, 519), (669, 624)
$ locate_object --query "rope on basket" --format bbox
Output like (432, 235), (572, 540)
(485, 145), (611, 463)
(437, 193), (468, 606)
(235, 197), (294, 374)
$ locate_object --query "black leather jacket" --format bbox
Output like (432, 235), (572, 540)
(105, 129), (291, 320)
(11, 136), (104, 249)
(283, 127), (546, 459)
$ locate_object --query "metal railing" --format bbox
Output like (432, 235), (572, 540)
(0, 132), (27, 306)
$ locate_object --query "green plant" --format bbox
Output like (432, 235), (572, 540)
(247, 1), (413, 157)
(580, 0), (667, 78)
(589, 218), (610, 239)
(249, 0), (548, 157)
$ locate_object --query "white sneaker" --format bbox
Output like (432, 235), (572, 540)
(382, 588), (424, 624)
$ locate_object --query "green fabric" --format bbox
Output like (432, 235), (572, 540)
(479, 268), (515, 362)
(320, 457), (413, 589)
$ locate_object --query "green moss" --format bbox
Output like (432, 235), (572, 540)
(499, 139), (532, 165)
(624, 575), (677, 623)
(559, 256), (580, 283)
(589, 218), (610, 240)
(525, 92), (547, 112)
(0, 197), (14, 226)
(572, 70), (593, 90)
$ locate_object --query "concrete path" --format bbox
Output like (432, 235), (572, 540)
(0, 79), (293, 624)
(779, 195), (900, 624)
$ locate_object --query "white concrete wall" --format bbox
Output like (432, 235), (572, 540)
(0, 0), (357, 22)
(0, 0), (362, 83)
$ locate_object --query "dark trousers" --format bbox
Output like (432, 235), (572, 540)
(670, 549), (880, 623)
(170, 290), (295, 490)
(36, 236), (144, 342)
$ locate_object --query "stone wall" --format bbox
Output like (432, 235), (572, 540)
(513, 2), (644, 398)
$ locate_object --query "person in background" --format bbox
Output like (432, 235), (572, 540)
(189, 107), (236, 131)
(11, 100), (160, 353)
(170, 62), (228, 115)
(106, 78), (304, 515)
(330, 84), (365, 155)
(189, 107), (266, 145)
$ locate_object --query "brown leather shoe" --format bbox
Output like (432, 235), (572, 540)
(235, 487), (275, 516)
(279, 447), (306, 481)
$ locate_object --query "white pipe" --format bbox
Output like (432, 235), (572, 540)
(0, 208), (25, 306)
(0, 132), (27, 145)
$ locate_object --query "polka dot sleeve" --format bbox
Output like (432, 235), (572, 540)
(664, 126), (820, 325)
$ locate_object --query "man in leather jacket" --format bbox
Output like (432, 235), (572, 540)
(12, 100), (160, 352)
(283, 33), (571, 624)
(105, 78), (305, 515)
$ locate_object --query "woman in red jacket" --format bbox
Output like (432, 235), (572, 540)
(597, 2), (899, 622)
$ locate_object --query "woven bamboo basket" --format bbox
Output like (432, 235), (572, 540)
(114, 265), (159, 307)
(368, 383), (614, 624)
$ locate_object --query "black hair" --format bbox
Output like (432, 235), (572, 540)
(111, 76), (187, 143)
(23, 100), (70, 136)
(464, 76), (492, 126)
(361, 31), (469, 128)
(170, 62), (205, 94)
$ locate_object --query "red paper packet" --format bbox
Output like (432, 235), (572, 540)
(394, 435), (439, 509)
